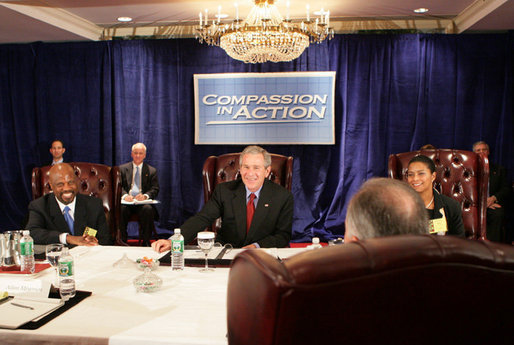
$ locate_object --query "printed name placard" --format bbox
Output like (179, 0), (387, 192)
(0, 279), (50, 298)
(194, 72), (336, 145)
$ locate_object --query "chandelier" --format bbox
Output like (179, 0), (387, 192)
(196, 0), (334, 63)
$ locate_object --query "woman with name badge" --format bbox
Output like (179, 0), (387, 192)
(407, 155), (465, 237)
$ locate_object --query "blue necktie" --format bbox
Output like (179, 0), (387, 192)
(131, 166), (141, 196)
(63, 206), (74, 235)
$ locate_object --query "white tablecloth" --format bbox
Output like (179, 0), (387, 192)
(0, 246), (230, 345)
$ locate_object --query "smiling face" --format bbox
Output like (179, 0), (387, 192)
(407, 161), (436, 195)
(473, 143), (489, 157)
(49, 141), (65, 161)
(49, 164), (78, 205)
(240, 153), (271, 193)
(131, 145), (146, 165)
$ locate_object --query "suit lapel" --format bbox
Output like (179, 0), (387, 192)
(123, 164), (134, 193)
(73, 195), (87, 236)
(48, 195), (71, 234)
(141, 163), (150, 193)
(232, 183), (247, 244)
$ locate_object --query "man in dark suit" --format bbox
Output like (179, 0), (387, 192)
(119, 143), (159, 246)
(152, 145), (293, 251)
(473, 141), (511, 242)
(26, 163), (111, 245)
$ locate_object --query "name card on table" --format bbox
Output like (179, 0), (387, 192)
(0, 279), (51, 298)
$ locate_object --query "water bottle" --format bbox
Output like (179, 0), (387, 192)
(171, 228), (184, 270)
(307, 237), (323, 250)
(58, 247), (76, 301)
(20, 230), (35, 273)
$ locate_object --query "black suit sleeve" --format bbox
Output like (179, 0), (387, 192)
(491, 165), (510, 206)
(180, 186), (224, 244)
(143, 165), (159, 200)
(26, 200), (63, 244)
(89, 197), (112, 245)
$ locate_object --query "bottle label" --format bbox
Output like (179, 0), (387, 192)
(172, 239), (184, 253)
(59, 261), (73, 277)
(20, 242), (33, 256)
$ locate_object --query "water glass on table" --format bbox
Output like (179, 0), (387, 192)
(197, 231), (215, 272)
(45, 243), (64, 286)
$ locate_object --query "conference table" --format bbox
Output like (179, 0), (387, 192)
(0, 245), (307, 345)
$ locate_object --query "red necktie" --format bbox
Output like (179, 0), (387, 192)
(246, 193), (256, 233)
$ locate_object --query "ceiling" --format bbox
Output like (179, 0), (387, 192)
(0, 0), (513, 44)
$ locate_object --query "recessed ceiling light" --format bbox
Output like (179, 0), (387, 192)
(413, 8), (429, 14)
(117, 16), (133, 22)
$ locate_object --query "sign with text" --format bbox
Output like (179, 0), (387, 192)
(194, 72), (336, 145)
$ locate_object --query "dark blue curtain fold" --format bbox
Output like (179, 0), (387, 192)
(1, 34), (512, 242)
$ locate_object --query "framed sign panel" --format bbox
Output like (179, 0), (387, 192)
(194, 72), (336, 145)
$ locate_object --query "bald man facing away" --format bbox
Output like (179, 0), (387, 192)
(345, 178), (429, 242)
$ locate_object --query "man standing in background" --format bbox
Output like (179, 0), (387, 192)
(50, 140), (65, 165)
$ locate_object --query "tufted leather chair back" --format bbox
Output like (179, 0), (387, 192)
(202, 152), (293, 234)
(227, 235), (514, 345)
(31, 162), (121, 242)
(202, 152), (293, 203)
(388, 149), (489, 239)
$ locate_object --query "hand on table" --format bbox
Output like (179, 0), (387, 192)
(242, 244), (257, 249)
(152, 239), (171, 253)
(67, 234), (99, 246)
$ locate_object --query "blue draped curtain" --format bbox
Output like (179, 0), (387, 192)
(1, 34), (512, 242)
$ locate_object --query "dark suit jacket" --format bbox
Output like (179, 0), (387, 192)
(119, 162), (159, 199)
(430, 191), (465, 237)
(489, 163), (510, 206)
(181, 179), (293, 248)
(26, 193), (112, 245)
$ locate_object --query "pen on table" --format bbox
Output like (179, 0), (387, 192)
(11, 302), (34, 310)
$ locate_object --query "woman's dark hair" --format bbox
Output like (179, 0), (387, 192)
(408, 155), (436, 173)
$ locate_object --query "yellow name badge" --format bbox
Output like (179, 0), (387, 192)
(83, 227), (98, 237)
(429, 208), (448, 234)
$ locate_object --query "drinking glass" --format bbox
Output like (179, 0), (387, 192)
(197, 231), (215, 272)
(46, 244), (64, 286)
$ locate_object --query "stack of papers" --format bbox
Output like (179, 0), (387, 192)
(0, 296), (64, 329)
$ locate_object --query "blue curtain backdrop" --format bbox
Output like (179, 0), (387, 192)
(0, 34), (513, 242)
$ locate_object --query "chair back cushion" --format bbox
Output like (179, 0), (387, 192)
(388, 149), (489, 239)
(227, 235), (514, 345)
(31, 162), (121, 240)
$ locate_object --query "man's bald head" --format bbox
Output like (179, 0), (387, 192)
(49, 163), (78, 205)
(345, 178), (429, 241)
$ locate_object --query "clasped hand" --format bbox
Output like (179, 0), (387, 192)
(124, 194), (148, 202)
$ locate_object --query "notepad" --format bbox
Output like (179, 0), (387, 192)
(0, 296), (64, 329)
(121, 199), (160, 205)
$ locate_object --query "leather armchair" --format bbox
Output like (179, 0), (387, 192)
(388, 149), (489, 239)
(31, 162), (122, 243)
(202, 152), (293, 232)
(227, 235), (514, 345)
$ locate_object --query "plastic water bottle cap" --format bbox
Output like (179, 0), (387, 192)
(312, 237), (320, 244)
(22, 230), (30, 236)
(174, 228), (181, 234)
